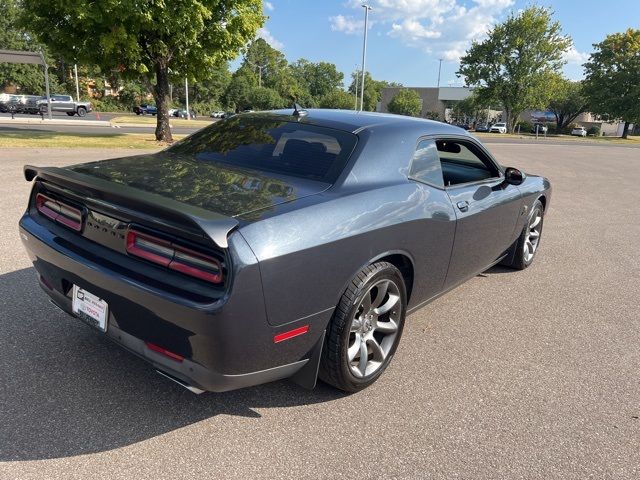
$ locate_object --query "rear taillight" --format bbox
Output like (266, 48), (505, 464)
(35, 193), (82, 231)
(126, 230), (223, 284)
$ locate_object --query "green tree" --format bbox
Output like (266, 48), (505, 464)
(387, 89), (422, 117)
(348, 71), (402, 111)
(547, 76), (588, 130)
(247, 86), (285, 110)
(0, 0), (61, 95)
(291, 59), (344, 101)
(583, 28), (640, 138)
(457, 6), (571, 132)
(223, 66), (257, 110)
(22, 0), (264, 141)
(319, 89), (355, 109)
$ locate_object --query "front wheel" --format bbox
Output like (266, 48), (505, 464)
(503, 199), (545, 270)
(319, 262), (407, 392)
(76, 107), (87, 117)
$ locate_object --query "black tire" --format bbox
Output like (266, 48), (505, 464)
(76, 107), (87, 117)
(319, 262), (407, 392)
(503, 199), (545, 270)
(66, 112), (75, 116)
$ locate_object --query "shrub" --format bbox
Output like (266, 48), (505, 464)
(388, 89), (422, 117)
(517, 121), (533, 132)
(587, 126), (600, 136)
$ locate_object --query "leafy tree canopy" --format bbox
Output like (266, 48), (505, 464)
(291, 59), (344, 101)
(547, 76), (588, 129)
(21, 0), (264, 141)
(457, 6), (571, 132)
(583, 28), (640, 138)
(387, 89), (422, 117)
(319, 88), (355, 110)
(348, 71), (402, 111)
(0, 0), (61, 95)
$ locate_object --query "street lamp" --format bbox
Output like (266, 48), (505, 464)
(354, 64), (360, 110)
(359, 4), (372, 111)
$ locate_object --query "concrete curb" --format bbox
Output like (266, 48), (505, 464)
(0, 118), (113, 127)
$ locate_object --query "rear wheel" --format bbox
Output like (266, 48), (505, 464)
(319, 262), (407, 392)
(66, 112), (75, 116)
(76, 107), (87, 117)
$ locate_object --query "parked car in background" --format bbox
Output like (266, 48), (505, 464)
(531, 123), (548, 134)
(210, 111), (225, 118)
(173, 109), (197, 119)
(37, 95), (93, 117)
(1, 94), (43, 114)
(19, 109), (551, 394)
(571, 126), (587, 137)
(475, 124), (490, 132)
(490, 122), (507, 133)
(133, 104), (157, 115)
(454, 123), (471, 130)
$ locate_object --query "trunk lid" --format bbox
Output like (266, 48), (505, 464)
(66, 152), (330, 221)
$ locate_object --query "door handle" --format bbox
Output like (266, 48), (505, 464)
(456, 201), (469, 212)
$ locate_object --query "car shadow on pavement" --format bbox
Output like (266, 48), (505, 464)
(0, 267), (345, 461)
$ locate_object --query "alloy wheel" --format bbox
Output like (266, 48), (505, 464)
(524, 209), (543, 262)
(347, 279), (402, 378)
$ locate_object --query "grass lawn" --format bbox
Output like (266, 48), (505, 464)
(474, 131), (640, 144)
(110, 115), (213, 128)
(0, 130), (184, 149)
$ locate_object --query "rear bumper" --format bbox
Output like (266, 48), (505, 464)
(19, 214), (326, 392)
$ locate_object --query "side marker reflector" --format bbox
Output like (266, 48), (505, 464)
(274, 325), (309, 343)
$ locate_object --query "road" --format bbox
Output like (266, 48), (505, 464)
(0, 143), (639, 479)
(0, 111), (211, 135)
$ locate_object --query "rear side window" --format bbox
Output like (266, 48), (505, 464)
(409, 139), (444, 188)
(167, 116), (358, 182)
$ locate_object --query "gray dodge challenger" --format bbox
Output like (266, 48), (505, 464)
(19, 109), (551, 393)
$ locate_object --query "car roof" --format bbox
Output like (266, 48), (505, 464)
(260, 108), (469, 136)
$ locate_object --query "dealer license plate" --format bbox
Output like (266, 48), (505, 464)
(72, 285), (108, 332)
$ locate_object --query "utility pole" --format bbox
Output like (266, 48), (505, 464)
(354, 65), (359, 110)
(185, 77), (190, 120)
(359, 4), (372, 111)
(437, 59), (443, 88)
(74, 64), (80, 101)
(247, 61), (267, 87)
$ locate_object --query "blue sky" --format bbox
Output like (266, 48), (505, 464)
(250, 0), (640, 87)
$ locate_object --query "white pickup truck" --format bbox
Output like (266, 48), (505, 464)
(37, 95), (93, 117)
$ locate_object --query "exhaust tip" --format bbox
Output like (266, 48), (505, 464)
(156, 369), (205, 394)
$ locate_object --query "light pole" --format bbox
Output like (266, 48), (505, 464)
(359, 4), (372, 111)
(437, 59), (443, 88)
(185, 77), (190, 120)
(74, 64), (80, 101)
(354, 65), (359, 110)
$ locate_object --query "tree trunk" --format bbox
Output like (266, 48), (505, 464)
(621, 121), (630, 139)
(154, 62), (173, 142)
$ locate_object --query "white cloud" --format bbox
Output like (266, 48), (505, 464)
(563, 46), (589, 65)
(264, 1), (274, 11)
(329, 14), (366, 35)
(336, 0), (515, 62)
(257, 27), (284, 49)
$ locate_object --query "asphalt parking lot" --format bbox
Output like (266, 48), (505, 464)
(1, 143), (639, 479)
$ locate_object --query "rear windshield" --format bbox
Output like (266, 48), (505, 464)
(167, 115), (358, 182)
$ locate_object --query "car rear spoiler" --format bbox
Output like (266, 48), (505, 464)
(24, 165), (239, 248)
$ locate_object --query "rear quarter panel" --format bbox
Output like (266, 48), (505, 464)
(239, 181), (456, 326)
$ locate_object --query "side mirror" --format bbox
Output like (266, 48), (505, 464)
(504, 167), (526, 185)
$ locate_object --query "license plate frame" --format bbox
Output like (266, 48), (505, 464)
(71, 285), (108, 332)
